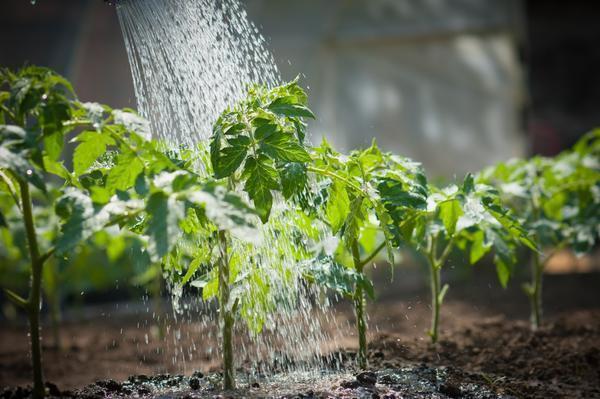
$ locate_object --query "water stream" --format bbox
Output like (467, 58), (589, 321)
(116, 0), (342, 378)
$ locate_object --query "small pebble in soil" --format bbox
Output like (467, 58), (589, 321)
(95, 379), (122, 392)
(188, 377), (201, 390)
(356, 371), (378, 386)
(439, 381), (462, 398)
(192, 370), (204, 379)
(44, 382), (61, 396)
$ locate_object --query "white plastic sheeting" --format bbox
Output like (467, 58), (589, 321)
(245, 0), (526, 177)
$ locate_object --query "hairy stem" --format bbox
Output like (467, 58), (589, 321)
(351, 240), (368, 368)
(20, 181), (45, 398)
(217, 231), (235, 390)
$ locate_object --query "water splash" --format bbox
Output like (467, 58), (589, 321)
(117, 0), (280, 146)
(116, 0), (342, 377)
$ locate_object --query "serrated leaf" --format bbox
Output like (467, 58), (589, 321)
(0, 146), (45, 192)
(254, 123), (278, 140)
(326, 180), (350, 234)
(469, 230), (490, 264)
(279, 162), (307, 199)
(55, 188), (106, 254)
(260, 132), (311, 163)
(73, 131), (114, 176)
(145, 192), (185, 261)
(43, 155), (70, 180)
(214, 144), (247, 178)
(112, 109), (151, 140)
(268, 97), (315, 119)
(439, 198), (462, 236)
(106, 152), (144, 192)
(187, 183), (258, 242)
(43, 131), (63, 161)
(243, 155), (278, 223)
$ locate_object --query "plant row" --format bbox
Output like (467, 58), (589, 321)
(0, 66), (598, 397)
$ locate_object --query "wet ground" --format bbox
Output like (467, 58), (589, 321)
(1, 266), (599, 398)
(0, 366), (513, 398)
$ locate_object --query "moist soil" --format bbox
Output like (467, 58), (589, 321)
(1, 268), (599, 398)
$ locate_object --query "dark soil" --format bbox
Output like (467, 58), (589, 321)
(1, 268), (599, 398)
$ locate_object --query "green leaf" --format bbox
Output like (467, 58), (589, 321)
(303, 257), (357, 299)
(43, 131), (63, 161)
(214, 144), (247, 178)
(254, 123), (278, 140)
(43, 155), (70, 180)
(112, 109), (151, 140)
(0, 146), (45, 192)
(55, 188), (105, 254)
(279, 162), (307, 199)
(439, 199), (462, 236)
(260, 132), (311, 163)
(243, 155), (278, 222)
(73, 131), (114, 175)
(469, 230), (491, 264)
(106, 152), (144, 192)
(187, 183), (258, 241)
(463, 173), (475, 194)
(268, 97), (315, 119)
(145, 192), (185, 261)
(357, 274), (375, 300)
(326, 180), (350, 234)
(495, 258), (511, 288)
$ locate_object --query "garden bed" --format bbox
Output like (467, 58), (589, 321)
(1, 271), (599, 398)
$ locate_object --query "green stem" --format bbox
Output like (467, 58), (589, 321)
(358, 241), (386, 268)
(428, 259), (441, 344)
(306, 166), (365, 195)
(529, 252), (544, 330)
(425, 234), (455, 344)
(217, 231), (235, 390)
(0, 103), (17, 121)
(20, 181), (45, 398)
(351, 239), (368, 369)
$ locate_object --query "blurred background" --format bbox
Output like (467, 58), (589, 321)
(2, 0), (599, 177)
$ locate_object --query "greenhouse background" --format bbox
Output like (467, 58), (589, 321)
(2, 0), (599, 176)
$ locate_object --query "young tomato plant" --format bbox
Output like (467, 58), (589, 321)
(0, 67), (259, 397)
(305, 139), (426, 368)
(0, 67), (89, 398)
(478, 130), (599, 329)
(208, 78), (314, 389)
(382, 173), (535, 343)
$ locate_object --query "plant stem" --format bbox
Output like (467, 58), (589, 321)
(306, 166), (365, 195)
(217, 231), (235, 390)
(428, 259), (441, 344)
(351, 240), (368, 369)
(20, 181), (45, 398)
(529, 252), (544, 330)
(358, 241), (386, 268)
